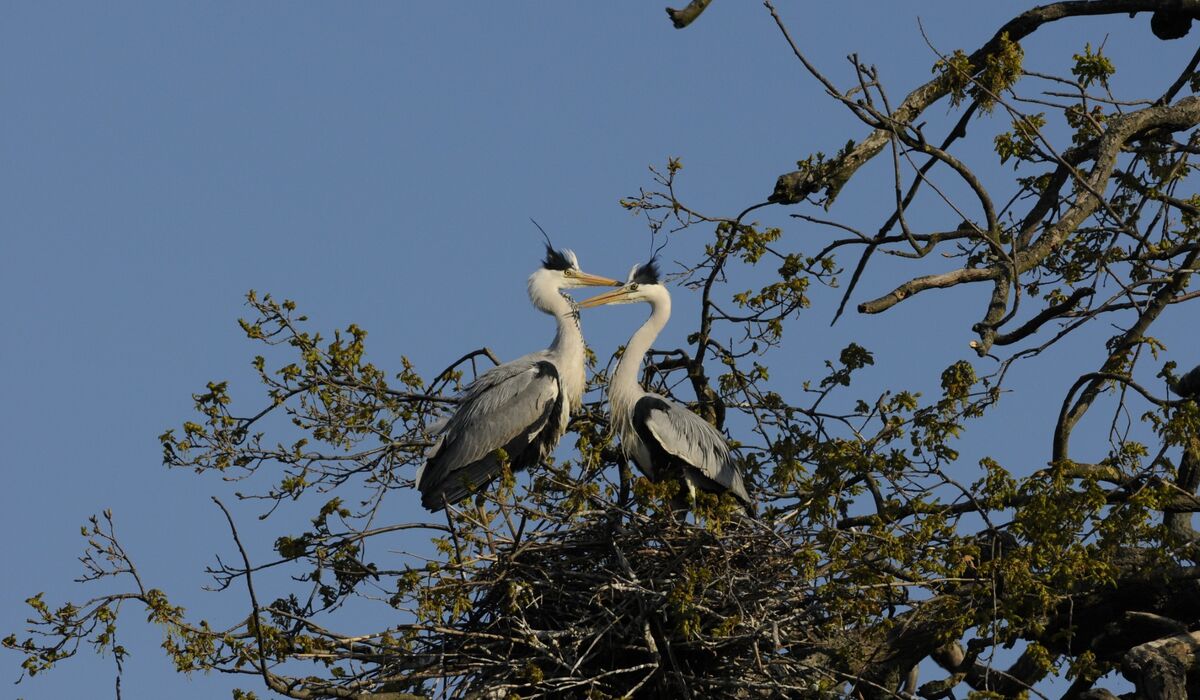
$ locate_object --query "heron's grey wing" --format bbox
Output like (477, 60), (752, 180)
(413, 415), (451, 488)
(419, 358), (562, 509)
(417, 359), (538, 500)
(633, 395), (751, 505)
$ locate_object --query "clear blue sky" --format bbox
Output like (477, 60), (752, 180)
(3, 3), (1196, 697)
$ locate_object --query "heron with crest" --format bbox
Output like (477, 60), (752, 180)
(579, 259), (752, 510)
(416, 243), (621, 511)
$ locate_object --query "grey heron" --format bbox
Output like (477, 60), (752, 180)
(579, 259), (752, 510)
(416, 246), (621, 511)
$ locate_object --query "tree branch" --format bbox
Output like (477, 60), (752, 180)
(768, 0), (1200, 205)
(1122, 631), (1200, 700)
(666, 0), (713, 29)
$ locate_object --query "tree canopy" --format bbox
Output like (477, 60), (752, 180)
(8, 2), (1200, 698)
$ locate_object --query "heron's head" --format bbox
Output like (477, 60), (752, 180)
(577, 259), (666, 308)
(530, 244), (622, 290)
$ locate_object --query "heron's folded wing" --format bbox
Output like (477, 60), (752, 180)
(636, 395), (751, 504)
(419, 360), (561, 496)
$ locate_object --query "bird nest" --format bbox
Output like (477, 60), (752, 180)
(383, 494), (841, 699)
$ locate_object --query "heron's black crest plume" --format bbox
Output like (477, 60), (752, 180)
(650, 231), (669, 260)
(542, 245), (574, 271)
(530, 218), (574, 271)
(531, 218), (553, 248)
(632, 259), (660, 285)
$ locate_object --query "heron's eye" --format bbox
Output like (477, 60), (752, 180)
(629, 283), (639, 291)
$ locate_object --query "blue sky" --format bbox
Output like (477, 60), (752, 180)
(3, 3), (1197, 697)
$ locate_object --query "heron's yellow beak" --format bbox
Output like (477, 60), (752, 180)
(568, 271), (624, 287)
(578, 285), (633, 308)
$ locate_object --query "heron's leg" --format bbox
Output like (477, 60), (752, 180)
(667, 474), (694, 523)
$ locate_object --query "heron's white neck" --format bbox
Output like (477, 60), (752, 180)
(610, 288), (671, 417)
(528, 276), (581, 352)
(529, 272), (586, 407)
